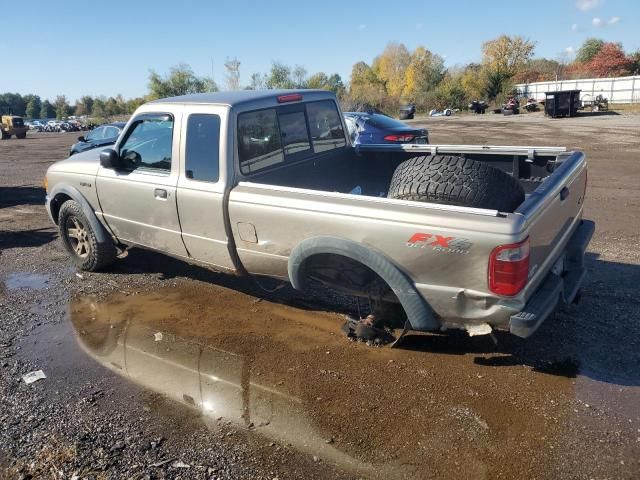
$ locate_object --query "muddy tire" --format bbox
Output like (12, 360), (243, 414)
(387, 155), (525, 212)
(1, 132), (10, 140)
(16, 132), (26, 139)
(58, 200), (116, 271)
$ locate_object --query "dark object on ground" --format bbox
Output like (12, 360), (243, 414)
(524, 99), (539, 112)
(545, 90), (581, 118)
(468, 101), (488, 114)
(341, 315), (395, 345)
(582, 94), (609, 112)
(502, 98), (520, 115)
(399, 103), (416, 120)
(387, 155), (525, 212)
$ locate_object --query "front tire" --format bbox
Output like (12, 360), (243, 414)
(17, 132), (26, 139)
(58, 200), (116, 271)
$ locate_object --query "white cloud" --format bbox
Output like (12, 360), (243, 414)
(571, 23), (579, 31)
(358, 24), (366, 31)
(592, 16), (603, 27)
(609, 16), (621, 25)
(565, 46), (576, 56)
(577, 0), (601, 11)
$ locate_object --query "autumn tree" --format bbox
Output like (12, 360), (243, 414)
(482, 35), (536, 77)
(586, 43), (632, 77)
(402, 46), (445, 101)
(576, 38), (605, 64)
(372, 42), (411, 98)
(148, 63), (217, 99)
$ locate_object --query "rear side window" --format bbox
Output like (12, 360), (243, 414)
(185, 114), (221, 183)
(306, 101), (346, 152)
(238, 109), (283, 174)
(238, 100), (346, 175)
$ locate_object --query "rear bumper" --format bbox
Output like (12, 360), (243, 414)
(509, 219), (595, 338)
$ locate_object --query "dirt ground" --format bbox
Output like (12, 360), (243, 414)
(1, 110), (639, 479)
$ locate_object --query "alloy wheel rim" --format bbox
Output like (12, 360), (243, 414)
(66, 216), (90, 258)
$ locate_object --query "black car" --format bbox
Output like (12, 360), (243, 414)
(69, 122), (126, 156)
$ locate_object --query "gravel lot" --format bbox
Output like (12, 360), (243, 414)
(1, 111), (639, 479)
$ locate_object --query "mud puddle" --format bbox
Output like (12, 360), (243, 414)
(4, 272), (49, 290)
(17, 282), (640, 479)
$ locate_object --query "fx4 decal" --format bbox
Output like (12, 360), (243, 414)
(406, 233), (472, 255)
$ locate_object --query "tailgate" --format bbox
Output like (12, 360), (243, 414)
(516, 151), (588, 298)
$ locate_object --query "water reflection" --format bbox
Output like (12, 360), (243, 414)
(69, 296), (375, 475)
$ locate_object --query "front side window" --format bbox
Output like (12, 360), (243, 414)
(103, 126), (120, 139)
(185, 114), (221, 183)
(238, 109), (283, 174)
(119, 115), (173, 172)
(306, 101), (346, 152)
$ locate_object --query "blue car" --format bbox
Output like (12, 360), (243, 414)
(343, 112), (428, 145)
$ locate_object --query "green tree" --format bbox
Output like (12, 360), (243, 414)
(576, 38), (605, 64)
(0, 93), (26, 116)
(292, 65), (308, 88)
(54, 95), (71, 119)
(265, 62), (295, 89)
(75, 95), (94, 116)
(25, 95), (42, 119)
(247, 73), (266, 90)
(40, 100), (54, 119)
(148, 63), (218, 99)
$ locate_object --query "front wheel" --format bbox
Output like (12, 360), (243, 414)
(17, 132), (26, 139)
(58, 200), (116, 271)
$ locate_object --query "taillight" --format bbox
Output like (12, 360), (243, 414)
(277, 94), (303, 103)
(384, 134), (415, 142)
(488, 238), (530, 296)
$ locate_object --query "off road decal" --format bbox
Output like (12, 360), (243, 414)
(407, 233), (472, 254)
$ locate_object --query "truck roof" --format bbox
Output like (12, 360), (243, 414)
(148, 89), (333, 107)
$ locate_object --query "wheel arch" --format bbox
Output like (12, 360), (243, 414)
(48, 183), (112, 244)
(287, 236), (439, 331)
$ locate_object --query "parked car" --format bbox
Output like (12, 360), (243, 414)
(69, 122), (125, 156)
(45, 90), (593, 344)
(28, 120), (45, 131)
(343, 112), (428, 145)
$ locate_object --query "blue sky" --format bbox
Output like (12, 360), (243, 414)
(3, 0), (638, 101)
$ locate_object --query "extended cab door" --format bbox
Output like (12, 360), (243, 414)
(176, 105), (235, 271)
(96, 111), (188, 257)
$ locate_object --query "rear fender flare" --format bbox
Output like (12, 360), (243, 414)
(48, 183), (112, 244)
(287, 236), (439, 331)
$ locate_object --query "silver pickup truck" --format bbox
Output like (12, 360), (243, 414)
(45, 90), (594, 340)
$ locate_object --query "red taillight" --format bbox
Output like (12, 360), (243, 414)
(384, 134), (415, 143)
(488, 238), (530, 296)
(277, 94), (303, 103)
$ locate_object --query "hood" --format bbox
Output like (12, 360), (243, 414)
(48, 145), (102, 176)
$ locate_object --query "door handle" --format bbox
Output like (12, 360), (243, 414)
(154, 188), (168, 200)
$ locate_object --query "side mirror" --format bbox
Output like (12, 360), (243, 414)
(100, 148), (121, 169)
(78, 136), (86, 142)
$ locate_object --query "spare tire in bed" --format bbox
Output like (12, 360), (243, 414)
(387, 155), (525, 212)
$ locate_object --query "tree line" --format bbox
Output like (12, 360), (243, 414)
(2, 35), (639, 120)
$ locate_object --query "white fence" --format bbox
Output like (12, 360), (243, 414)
(515, 75), (640, 104)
